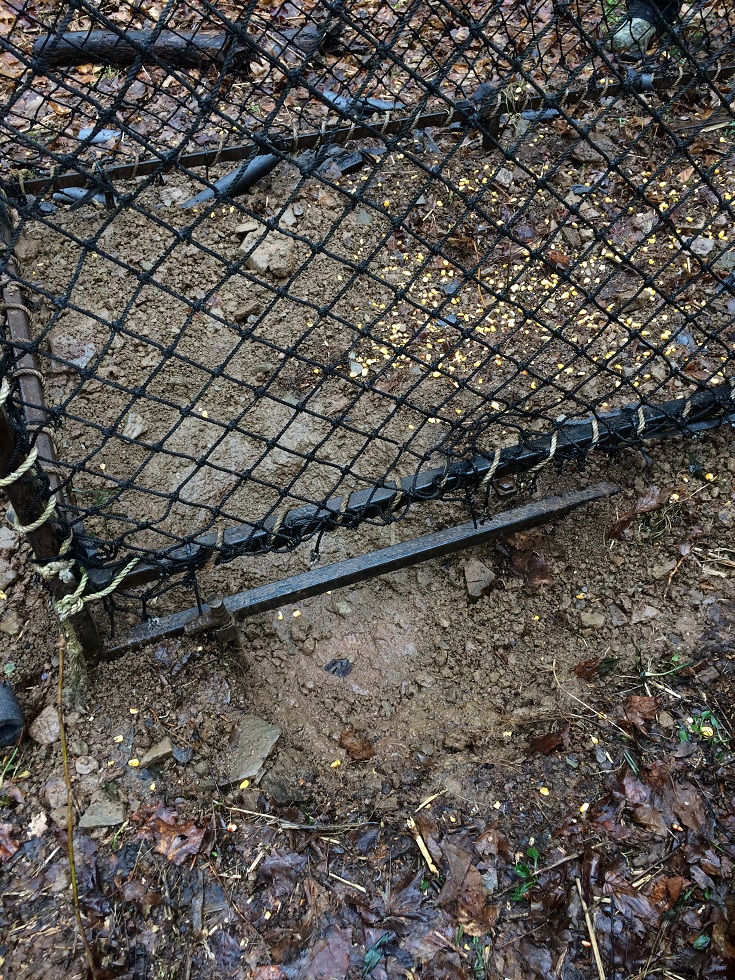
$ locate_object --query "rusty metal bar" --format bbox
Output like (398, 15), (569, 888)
(0, 212), (102, 657)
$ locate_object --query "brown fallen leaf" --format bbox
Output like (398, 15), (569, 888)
(133, 804), (205, 866)
(528, 727), (568, 755)
(0, 823), (19, 862)
(339, 727), (375, 762)
(546, 248), (571, 271)
(624, 695), (659, 733)
(574, 657), (602, 679)
(607, 486), (671, 540)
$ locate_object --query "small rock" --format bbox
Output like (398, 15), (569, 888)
(697, 665), (720, 686)
(78, 800), (126, 829)
(608, 603), (628, 627)
(0, 559), (18, 590)
(0, 610), (22, 636)
(279, 206), (297, 228)
(50, 806), (72, 828)
(334, 599), (352, 617)
(494, 167), (514, 189)
(235, 219), (260, 235)
(233, 299), (262, 323)
(689, 236), (715, 257)
(172, 744), (194, 765)
(357, 209), (371, 226)
(69, 738), (89, 756)
(267, 241), (297, 278)
(138, 736), (173, 769)
(122, 411), (147, 441)
(658, 710), (676, 729)
(580, 610), (605, 629)
(464, 559), (495, 601)
(29, 705), (60, 746)
(0, 526), (19, 552)
(443, 730), (472, 751)
(44, 775), (67, 809)
(223, 715), (281, 785)
(631, 605), (660, 624)
(75, 755), (99, 776)
(652, 560), (677, 580)
(260, 771), (307, 804)
(303, 636), (316, 655)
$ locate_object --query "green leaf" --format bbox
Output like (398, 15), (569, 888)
(363, 933), (391, 975)
(3, 662), (15, 676)
(693, 935), (710, 950)
(527, 846), (540, 868)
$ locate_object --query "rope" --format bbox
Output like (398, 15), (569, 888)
(54, 558), (140, 621)
(0, 445), (37, 487)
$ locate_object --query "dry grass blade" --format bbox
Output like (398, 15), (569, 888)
(58, 633), (98, 979)
(575, 877), (606, 980)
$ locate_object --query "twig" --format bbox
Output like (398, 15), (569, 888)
(552, 659), (632, 740)
(212, 802), (371, 833)
(328, 871), (367, 893)
(58, 634), (98, 979)
(576, 877), (606, 980)
(406, 817), (439, 874)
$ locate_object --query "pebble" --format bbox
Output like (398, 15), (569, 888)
(580, 610), (605, 629)
(334, 599), (352, 617)
(0, 559), (19, 590)
(78, 799), (126, 829)
(464, 559), (496, 601)
(0, 610), (22, 636)
(222, 715), (281, 785)
(29, 705), (60, 746)
(138, 736), (174, 769)
(75, 755), (99, 776)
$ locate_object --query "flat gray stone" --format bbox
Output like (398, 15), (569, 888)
(223, 715), (281, 785)
(29, 705), (60, 746)
(138, 736), (173, 769)
(580, 610), (605, 629)
(464, 559), (495, 601)
(78, 800), (126, 829)
(0, 527), (19, 553)
(0, 559), (18, 590)
(631, 605), (660, 624)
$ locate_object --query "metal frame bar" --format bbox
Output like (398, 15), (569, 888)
(105, 482), (620, 656)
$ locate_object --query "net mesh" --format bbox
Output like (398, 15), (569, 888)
(0, 0), (734, 608)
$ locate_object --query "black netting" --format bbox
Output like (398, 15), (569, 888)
(0, 0), (734, 610)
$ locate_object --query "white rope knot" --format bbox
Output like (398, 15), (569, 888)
(54, 558), (139, 622)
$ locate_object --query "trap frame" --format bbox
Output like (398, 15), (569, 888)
(0, 0), (734, 657)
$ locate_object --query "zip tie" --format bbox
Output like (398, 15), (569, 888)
(0, 446), (38, 488)
(54, 557), (140, 622)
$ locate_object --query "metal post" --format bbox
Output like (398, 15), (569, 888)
(0, 214), (102, 658)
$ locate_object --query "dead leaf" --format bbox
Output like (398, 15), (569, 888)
(133, 804), (205, 866)
(624, 695), (659, 732)
(528, 727), (567, 755)
(546, 248), (571, 271)
(339, 727), (375, 762)
(0, 823), (19, 862)
(608, 486), (670, 540)
(574, 657), (602, 679)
